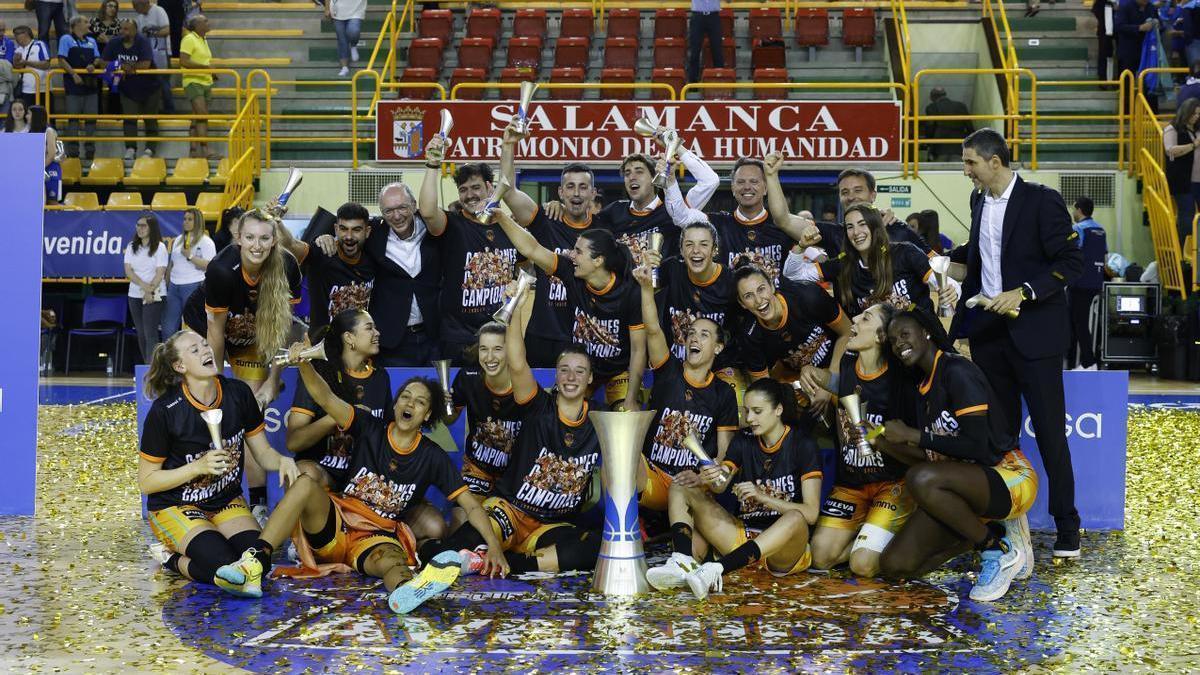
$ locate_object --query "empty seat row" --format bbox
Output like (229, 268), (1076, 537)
(61, 156), (230, 188)
(61, 191), (227, 220)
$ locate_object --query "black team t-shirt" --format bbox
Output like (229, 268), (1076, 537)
(140, 376), (266, 512)
(526, 206), (592, 344)
(548, 253), (644, 381)
(916, 351), (1012, 466)
(497, 388), (601, 522)
(816, 242), (934, 318)
(832, 351), (915, 487)
(288, 363), (393, 490)
(594, 198), (679, 268)
(339, 410), (469, 521)
(451, 367), (524, 493)
(739, 278), (845, 377)
(182, 245), (303, 348)
(643, 355), (739, 476)
(722, 426), (822, 529)
(304, 247), (376, 330)
(710, 209), (795, 286)
(431, 209), (520, 346)
(657, 256), (740, 370)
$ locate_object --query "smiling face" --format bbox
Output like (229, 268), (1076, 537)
(456, 175), (492, 215)
(345, 312), (380, 357)
(558, 170), (596, 221)
(887, 315), (932, 368)
(847, 304), (887, 352)
(172, 331), (218, 379)
(838, 175), (875, 209)
(622, 159), (656, 204)
(476, 331), (506, 378)
(554, 352), (593, 402)
(744, 390), (784, 439)
(680, 225), (717, 276)
(237, 216), (276, 267)
(961, 147), (1000, 192)
(684, 318), (724, 369)
(844, 208), (872, 254)
(731, 164), (766, 210)
(135, 218), (151, 243)
(736, 272), (780, 324)
(570, 236), (602, 279)
(392, 381), (433, 432)
(334, 218), (368, 258)
(379, 185), (415, 236)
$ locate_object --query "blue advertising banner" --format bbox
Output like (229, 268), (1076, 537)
(43, 210), (184, 279)
(0, 135), (46, 513)
(135, 367), (1130, 530)
(1020, 370), (1128, 530)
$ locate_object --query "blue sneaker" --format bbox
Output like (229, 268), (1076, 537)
(214, 549), (264, 598)
(387, 550), (462, 614)
(969, 537), (1023, 602)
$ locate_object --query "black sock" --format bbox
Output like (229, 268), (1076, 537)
(418, 539), (445, 566)
(507, 552), (539, 574)
(252, 539), (274, 571)
(165, 552), (182, 574)
(670, 522), (694, 558)
(249, 487), (268, 507)
(976, 521), (1009, 552)
(717, 540), (761, 574)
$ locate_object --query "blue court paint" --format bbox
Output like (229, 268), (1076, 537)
(39, 384), (134, 406)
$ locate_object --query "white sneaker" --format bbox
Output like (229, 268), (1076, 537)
(252, 504), (270, 530)
(646, 552), (699, 591)
(149, 542), (173, 566)
(338, 66), (350, 77)
(683, 561), (724, 600)
(123, 147), (135, 161)
(969, 538), (1023, 602)
(1005, 514), (1034, 580)
(350, 45), (359, 62)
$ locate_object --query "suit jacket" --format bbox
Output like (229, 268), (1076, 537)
(949, 175), (1082, 360)
(363, 217), (443, 348)
(1113, 0), (1156, 66)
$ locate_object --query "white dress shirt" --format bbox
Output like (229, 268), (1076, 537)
(979, 172), (1018, 298)
(384, 214), (427, 326)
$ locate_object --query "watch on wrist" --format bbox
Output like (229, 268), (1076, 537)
(1020, 284), (1032, 301)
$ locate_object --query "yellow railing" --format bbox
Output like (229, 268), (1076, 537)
(1138, 147), (1188, 298)
(224, 92), (262, 213)
(981, 0), (1021, 143)
(352, 77), (447, 168)
(912, 67), (1036, 173)
(451, 80), (677, 99)
(887, 0), (912, 173)
(1130, 91), (1165, 181)
(1030, 71), (1132, 171)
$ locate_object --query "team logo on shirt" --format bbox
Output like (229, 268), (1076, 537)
(182, 431), (246, 503)
(328, 280), (374, 318)
(225, 312), (257, 346)
(780, 328), (832, 372)
(650, 409), (715, 472)
(572, 310), (621, 358)
(562, 432), (575, 448)
(863, 280), (914, 313)
(469, 418), (520, 471)
(739, 476), (794, 521)
(515, 447), (599, 515)
(461, 248), (518, 309)
(343, 467), (418, 521)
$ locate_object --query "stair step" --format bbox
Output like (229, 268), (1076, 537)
(1015, 45), (1089, 61)
(1005, 15), (1078, 32)
(321, 19), (386, 34)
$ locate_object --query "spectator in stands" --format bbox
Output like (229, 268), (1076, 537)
(0, 21), (16, 64)
(132, 0), (174, 114)
(161, 206), (215, 335)
(1067, 197), (1106, 371)
(158, 0), (188, 58)
(326, 0), (365, 77)
(0, 57), (16, 115)
(90, 0), (121, 47)
(57, 15), (100, 161)
(1178, 60), (1200, 107)
(124, 213), (168, 364)
(33, 0), (66, 51)
(1161, 0), (1187, 80)
(1092, 0), (1114, 81)
(686, 0), (723, 84)
(923, 87), (973, 161)
(1164, 98), (1200, 245)
(3, 98), (28, 132)
(1114, 0), (1157, 85)
(30, 105), (62, 204)
(12, 26), (51, 108)
(97, 19), (161, 160)
(180, 14), (217, 159)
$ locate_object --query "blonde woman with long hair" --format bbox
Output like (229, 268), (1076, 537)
(162, 207), (215, 336)
(182, 207), (303, 520)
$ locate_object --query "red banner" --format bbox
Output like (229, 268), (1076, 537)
(377, 100), (902, 165)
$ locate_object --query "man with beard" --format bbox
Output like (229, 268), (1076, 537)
(291, 202), (375, 332)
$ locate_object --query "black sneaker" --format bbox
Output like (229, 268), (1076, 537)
(1052, 529), (1081, 558)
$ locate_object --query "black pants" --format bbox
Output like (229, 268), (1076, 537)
(377, 325), (439, 367)
(1067, 288), (1099, 368)
(1096, 34), (1112, 81)
(687, 11), (723, 83)
(971, 329), (1080, 532)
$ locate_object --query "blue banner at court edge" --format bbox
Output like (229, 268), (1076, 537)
(43, 210), (184, 279)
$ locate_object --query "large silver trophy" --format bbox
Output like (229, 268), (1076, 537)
(511, 81), (538, 135)
(632, 117), (666, 142)
(682, 432), (730, 491)
(200, 409), (225, 452)
(271, 340), (327, 367)
(590, 410), (656, 596)
(647, 232), (665, 289)
(492, 267), (536, 325)
(277, 168), (303, 209)
(965, 293), (1019, 319)
(838, 393), (874, 461)
(652, 131), (683, 190)
(929, 255), (953, 317)
(475, 175), (513, 223)
(437, 108), (454, 141)
(432, 359), (455, 417)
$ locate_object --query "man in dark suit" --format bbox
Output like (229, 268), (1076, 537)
(923, 87), (973, 161)
(950, 129), (1084, 558)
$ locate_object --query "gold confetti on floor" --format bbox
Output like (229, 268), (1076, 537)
(0, 404), (1196, 672)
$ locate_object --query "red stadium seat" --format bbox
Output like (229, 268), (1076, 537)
(601, 66), (635, 99)
(654, 9), (688, 40)
(549, 66), (585, 99)
(749, 8), (783, 42)
(507, 36), (543, 71)
(752, 38), (786, 70)
(458, 37), (495, 72)
(554, 37), (591, 70)
(701, 37), (736, 70)
(466, 7), (502, 39)
(842, 8), (876, 47)
(513, 9), (547, 39)
(450, 67), (487, 100)
(795, 9), (829, 47)
(604, 36), (638, 70)
(701, 67), (735, 99)
(719, 9), (734, 41)
(651, 67), (685, 100)
(560, 8), (594, 42)
(407, 37), (444, 72)
(653, 37), (686, 70)
(606, 9), (640, 39)
(500, 67), (538, 90)
(417, 9), (453, 44)
(399, 67), (439, 99)
(753, 67), (789, 99)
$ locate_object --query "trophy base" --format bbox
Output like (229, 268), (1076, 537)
(592, 543), (649, 596)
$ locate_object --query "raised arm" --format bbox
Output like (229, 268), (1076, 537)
(679, 148), (719, 210)
(292, 356), (354, 429)
(491, 209), (556, 272)
(419, 136), (448, 235)
(662, 157), (708, 227)
(499, 124), (539, 225)
(633, 263), (669, 368)
(504, 285), (539, 404)
(763, 153), (821, 247)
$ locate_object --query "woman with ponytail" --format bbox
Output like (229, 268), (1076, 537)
(286, 309), (392, 490)
(783, 203), (957, 318)
(181, 207), (304, 520)
(139, 330), (299, 598)
(647, 378), (822, 599)
(162, 207), (215, 335)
